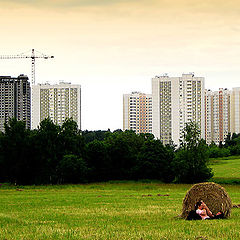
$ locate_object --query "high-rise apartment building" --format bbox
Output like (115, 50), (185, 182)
(0, 75), (31, 131)
(230, 87), (240, 134)
(205, 88), (230, 144)
(152, 73), (205, 145)
(32, 81), (81, 129)
(123, 92), (152, 134)
(205, 89), (212, 144)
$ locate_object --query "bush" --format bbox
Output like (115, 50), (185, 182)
(208, 146), (231, 158)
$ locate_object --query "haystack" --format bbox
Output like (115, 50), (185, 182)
(181, 182), (232, 219)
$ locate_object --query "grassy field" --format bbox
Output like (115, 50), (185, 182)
(0, 156), (239, 240)
(210, 155), (240, 184)
(0, 182), (240, 240)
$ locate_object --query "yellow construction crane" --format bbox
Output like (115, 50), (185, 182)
(0, 49), (54, 85)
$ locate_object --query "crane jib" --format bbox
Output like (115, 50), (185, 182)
(0, 49), (54, 85)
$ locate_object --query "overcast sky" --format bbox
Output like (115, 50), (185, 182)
(1, 0), (240, 130)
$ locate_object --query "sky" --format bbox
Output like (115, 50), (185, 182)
(0, 0), (240, 130)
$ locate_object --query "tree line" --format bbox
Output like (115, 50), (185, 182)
(208, 133), (240, 158)
(0, 118), (232, 185)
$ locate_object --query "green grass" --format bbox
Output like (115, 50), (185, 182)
(210, 156), (240, 184)
(0, 182), (240, 239)
(1, 156), (240, 239)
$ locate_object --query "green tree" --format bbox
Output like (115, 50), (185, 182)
(86, 140), (111, 181)
(208, 141), (231, 158)
(173, 121), (213, 183)
(35, 118), (61, 184)
(82, 130), (109, 144)
(57, 154), (88, 183)
(224, 133), (240, 155)
(134, 139), (175, 182)
(1, 118), (33, 184)
(104, 130), (145, 180)
(59, 118), (85, 157)
(0, 131), (5, 182)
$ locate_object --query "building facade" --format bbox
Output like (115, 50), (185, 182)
(0, 75), (31, 131)
(152, 73), (205, 145)
(205, 88), (230, 145)
(32, 81), (81, 129)
(230, 87), (240, 134)
(123, 92), (152, 134)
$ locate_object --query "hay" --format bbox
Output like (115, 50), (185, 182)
(181, 182), (232, 219)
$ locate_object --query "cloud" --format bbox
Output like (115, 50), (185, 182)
(0, 0), (147, 8)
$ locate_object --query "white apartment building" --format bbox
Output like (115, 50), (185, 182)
(230, 87), (240, 134)
(32, 81), (81, 129)
(152, 73), (205, 145)
(123, 92), (152, 134)
(205, 88), (230, 145)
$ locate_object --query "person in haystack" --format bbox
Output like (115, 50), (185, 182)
(183, 182), (232, 220)
(195, 200), (224, 220)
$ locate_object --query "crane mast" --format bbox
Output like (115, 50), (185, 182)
(0, 49), (54, 85)
(31, 49), (36, 86)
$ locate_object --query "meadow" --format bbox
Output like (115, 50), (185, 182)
(0, 156), (240, 240)
(210, 155), (240, 184)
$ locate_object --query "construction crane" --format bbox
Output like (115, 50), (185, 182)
(0, 49), (54, 85)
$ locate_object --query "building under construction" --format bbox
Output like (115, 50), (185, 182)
(0, 74), (31, 132)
